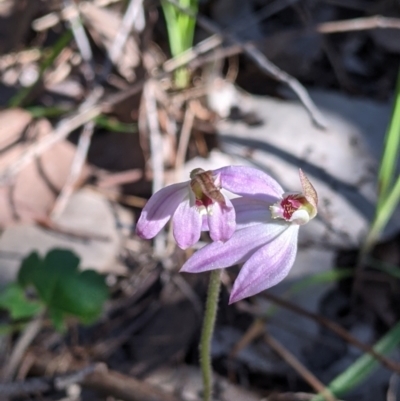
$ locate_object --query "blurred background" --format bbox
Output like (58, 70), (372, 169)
(0, 0), (399, 400)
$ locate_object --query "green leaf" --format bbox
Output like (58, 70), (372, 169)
(17, 249), (109, 326)
(49, 308), (66, 332)
(18, 252), (42, 287)
(19, 249), (80, 304)
(50, 269), (108, 323)
(363, 174), (400, 254)
(0, 283), (43, 320)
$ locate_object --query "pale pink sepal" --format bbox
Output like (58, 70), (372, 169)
(215, 166), (284, 203)
(229, 225), (299, 303)
(208, 196), (236, 242)
(180, 223), (287, 273)
(136, 182), (188, 239)
(172, 197), (202, 249)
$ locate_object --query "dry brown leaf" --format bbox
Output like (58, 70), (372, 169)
(0, 109), (90, 227)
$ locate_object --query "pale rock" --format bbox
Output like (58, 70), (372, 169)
(216, 89), (394, 248)
(0, 189), (131, 285)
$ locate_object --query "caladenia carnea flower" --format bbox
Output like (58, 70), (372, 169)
(181, 168), (318, 303)
(136, 167), (240, 249)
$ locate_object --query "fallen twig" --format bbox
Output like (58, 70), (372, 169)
(63, 0), (95, 84)
(264, 331), (337, 401)
(0, 364), (100, 397)
(31, 352), (184, 401)
(51, 121), (94, 219)
(84, 367), (184, 401)
(32, 0), (125, 32)
(2, 312), (45, 381)
(175, 103), (195, 175)
(0, 103), (100, 186)
(102, 0), (144, 80)
(163, 35), (223, 74)
(317, 15), (400, 33)
(143, 79), (165, 255)
(36, 215), (110, 242)
(257, 292), (400, 374)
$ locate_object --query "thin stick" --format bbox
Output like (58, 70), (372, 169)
(0, 364), (101, 397)
(229, 319), (265, 358)
(51, 121), (94, 219)
(102, 0), (144, 80)
(317, 15), (400, 34)
(63, 0), (95, 84)
(32, 0), (125, 32)
(199, 270), (222, 401)
(144, 80), (165, 255)
(32, 354), (183, 401)
(2, 312), (44, 381)
(163, 0), (327, 129)
(0, 104), (101, 185)
(260, 292), (400, 374)
(175, 104), (195, 174)
(163, 35), (223, 74)
(264, 332), (337, 401)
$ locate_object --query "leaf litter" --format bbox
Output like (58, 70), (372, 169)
(0, 0), (398, 401)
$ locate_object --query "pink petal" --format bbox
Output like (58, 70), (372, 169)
(229, 225), (299, 303)
(136, 182), (188, 239)
(231, 197), (270, 229)
(208, 196), (236, 242)
(172, 198), (202, 249)
(215, 166), (284, 202)
(201, 215), (209, 231)
(180, 222), (287, 273)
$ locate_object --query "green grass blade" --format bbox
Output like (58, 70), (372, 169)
(26, 105), (71, 118)
(363, 174), (400, 253)
(311, 320), (400, 401)
(94, 115), (138, 133)
(161, 1), (184, 57)
(377, 69), (400, 211)
(161, 0), (198, 88)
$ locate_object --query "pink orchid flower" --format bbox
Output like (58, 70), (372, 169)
(181, 168), (318, 303)
(137, 166), (264, 250)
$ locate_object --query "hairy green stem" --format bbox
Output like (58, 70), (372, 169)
(199, 269), (221, 401)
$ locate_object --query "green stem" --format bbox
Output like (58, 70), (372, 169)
(199, 270), (221, 401)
